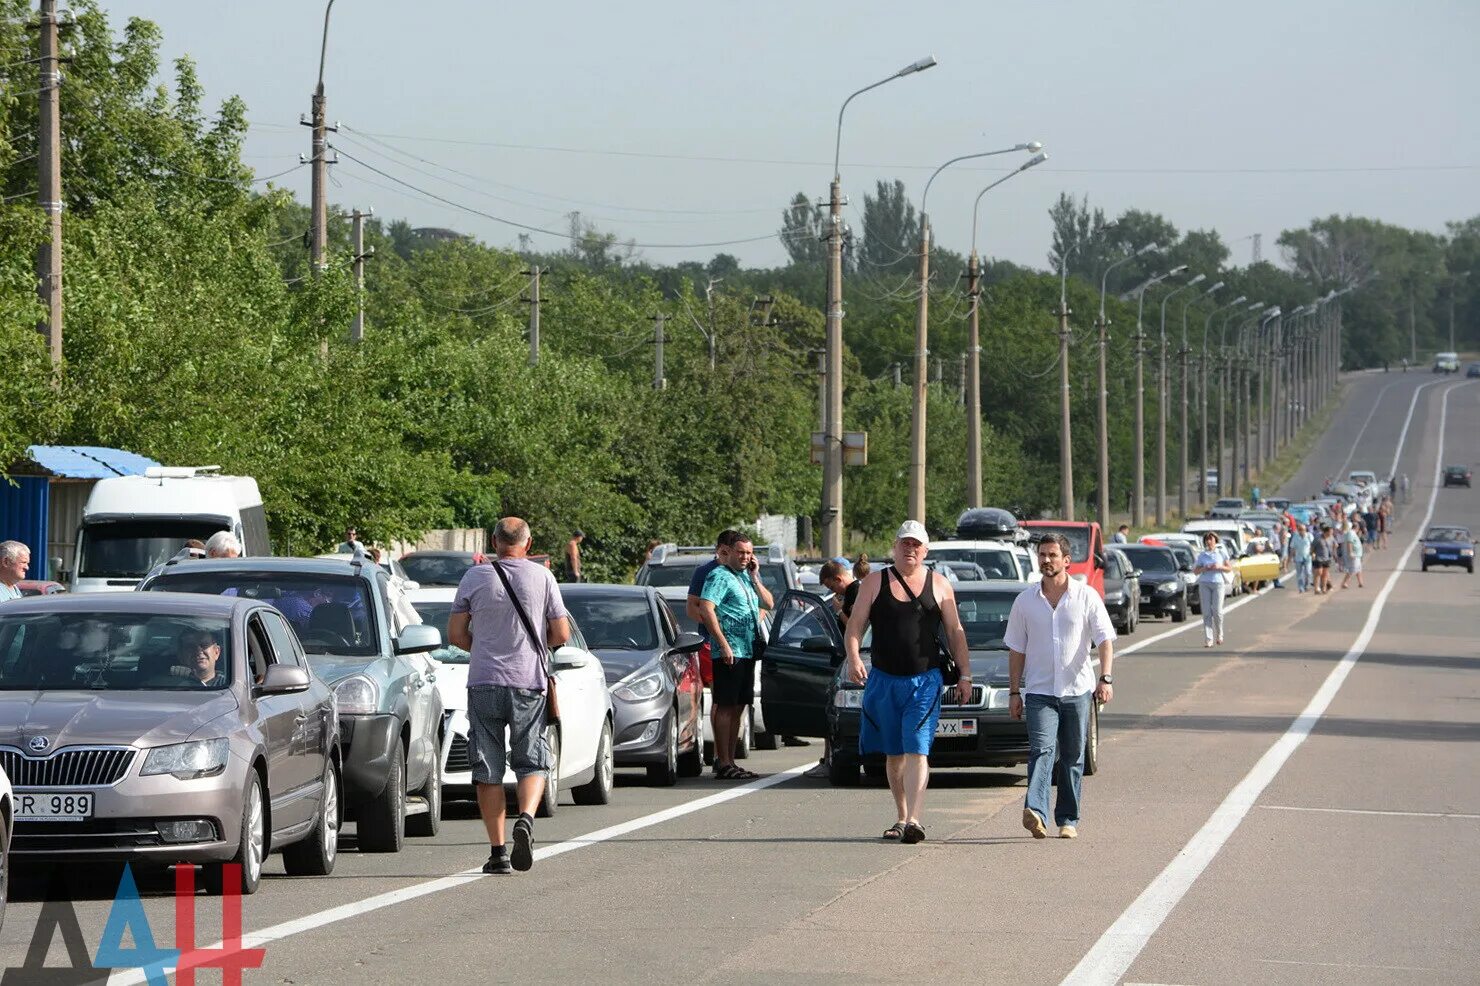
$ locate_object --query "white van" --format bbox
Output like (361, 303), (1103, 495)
(70, 466), (269, 593)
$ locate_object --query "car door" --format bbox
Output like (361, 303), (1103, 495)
(554, 617), (599, 774)
(259, 608), (330, 797)
(246, 613), (315, 832)
(758, 591), (845, 739)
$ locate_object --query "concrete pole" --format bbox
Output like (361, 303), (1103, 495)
(525, 266), (542, 366)
(350, 208), (367, 341)
(1133, 327), (1146, 526)
(653, 312), (666, 391)
(1057, 300), (1075, 520)
(1179, 342), (1191, 521)
(965, 252), (983, 508)
(1096, 312), (1110, 528)
(309, 84), (328, 270)
(37, 0), (63, 363)
(907, 218), (932, 522)
(822, 178), (844, 556)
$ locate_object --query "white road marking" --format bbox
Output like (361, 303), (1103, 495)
(1261, 805), (1480, 820)
(1113, 585), (1271, 658)
(109, 760), (815, 986)
(1334, 377), (1402, 478)
(1060, 379), (1471, 986)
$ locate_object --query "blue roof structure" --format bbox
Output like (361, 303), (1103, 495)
(22, 445), (160, 479)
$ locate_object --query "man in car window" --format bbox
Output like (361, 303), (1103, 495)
(0, 540), (30, 602)
(178, 629), (226, 687)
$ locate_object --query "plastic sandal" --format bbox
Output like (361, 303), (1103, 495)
(882, 823), (906, 841)
(901, 822), (926, 844)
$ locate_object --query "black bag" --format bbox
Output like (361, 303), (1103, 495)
(887, 566), (960, 686)
(491, 560), (560, 725)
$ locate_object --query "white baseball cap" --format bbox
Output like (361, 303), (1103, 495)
(895, 520), (930, 547)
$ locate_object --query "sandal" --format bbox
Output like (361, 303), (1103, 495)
(713, 764), (744, 780)
(901, 822), (926, 845)
(731, 766), (760, 780)
(882, 822), (906, 841)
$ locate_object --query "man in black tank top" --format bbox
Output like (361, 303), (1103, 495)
(843, 521), (972, 845)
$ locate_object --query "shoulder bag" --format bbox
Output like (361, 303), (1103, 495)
(491, 560), (560, 725)
(887, 566), (960, 686)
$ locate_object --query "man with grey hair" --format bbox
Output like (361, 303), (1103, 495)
(449, 516), (569, 874)
(0, 540), (29, 601)
(205, 531), (242, 558)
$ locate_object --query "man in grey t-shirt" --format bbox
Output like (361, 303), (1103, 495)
(449, 517), (569, 874)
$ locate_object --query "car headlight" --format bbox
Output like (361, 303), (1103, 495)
(1156, 582), (1178, 595)
(334, 674), (380, 715)
(1424, 547), (1437, 555)
(613, 671), (664, 703)
(142, 738), (229, 780)
(1462, 549), (1475, 557)
(833, 689), (864, 708)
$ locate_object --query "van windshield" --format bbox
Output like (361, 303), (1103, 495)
(1026, 526), (1090, 563)
(79, 520), (228, 579)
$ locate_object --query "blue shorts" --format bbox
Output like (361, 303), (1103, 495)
(859, 667), (943, 756)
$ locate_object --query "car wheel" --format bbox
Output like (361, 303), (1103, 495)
(405, 755), (441, 838)
(357, 741), (406, 853)
(1421, 563), (1428, 572)
(734, 707), (753, 760)
(536, 727), (561, 818)
(283, 759), (340, 876)
(1083, 702), (1101, 777)
(206, 770), (264, 895)
(828, 747), (860, 787)
(753, 730), (781, 751)
(1171, 599), (1187, 623)
(646, 711), (680, 786)
(573, 719), (614, 805)
(677, 717), (704, 779)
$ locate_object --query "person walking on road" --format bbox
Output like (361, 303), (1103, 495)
(697, 535), (773, 780)
(0, 540), (30, 601)
(843, 521), (972, 845)
(1339, 519), (1365, 589)
(1311, 524), (1333, 594)
(448, 517), (570, 875)
(1005, 533), (1116, 840)
(1193, 531), (1232, 646)
(1291, 523), (1314, 593)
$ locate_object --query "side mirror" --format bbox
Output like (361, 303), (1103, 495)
(1131, 569), (1143, 579)
(1094, 552), (1106, 568)
(395, 624), (441, 655)
(670, 631), (703, 655)
(1178, 562), (1192, 573)
(258, 663), (310, 694)
(800, 635), (838, 655)
(552, 645), (590, 669)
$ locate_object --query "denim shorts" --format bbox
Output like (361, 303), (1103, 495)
(467, 684), (552, 782)
(859, 667), (943, 756)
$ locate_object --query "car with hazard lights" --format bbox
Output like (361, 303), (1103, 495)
(0, 593), (340, 895)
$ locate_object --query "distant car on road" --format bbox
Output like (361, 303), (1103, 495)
(1467, 362), (1480, 379)
(1115, 544), (1189, 622)
(1020, 521), (1106, 596)
(1102, 548), (1140, 635)
(931, 539), (1039, 582)
(1208, 497), (1246, 520)
(1420, 525), (1474, 573)
(398, 550), (483, 587)
(1442, 465), (1472, 488)
(1433, 351), (1460, 373)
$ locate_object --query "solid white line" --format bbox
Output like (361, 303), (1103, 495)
(1113, 585), (1271, 658)
(1333, 378), (1401, 479)
(109, 760), (814, 985)
(1060, 380), (1471, 986)
(1261, 805), (1480, 820)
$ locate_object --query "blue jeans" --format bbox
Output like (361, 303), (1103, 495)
(1024, 691), (1092, 827)
(1295, 558), (1312, 591)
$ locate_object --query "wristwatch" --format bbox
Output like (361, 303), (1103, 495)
(1099, 674), (1113, 684)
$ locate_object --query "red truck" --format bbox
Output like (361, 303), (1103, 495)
(1020, 520), (1107, 597)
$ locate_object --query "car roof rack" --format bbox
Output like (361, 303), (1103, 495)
(648, 541), (787, 565)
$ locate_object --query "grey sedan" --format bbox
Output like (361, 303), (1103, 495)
(0, 593), (340, 895)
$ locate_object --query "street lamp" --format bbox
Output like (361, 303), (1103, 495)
(1223, 300), (1262, 497)
(306, 0), (338, 270)
(820, 55), (938, 557)
(909, 143), (1043, 522)
(1253, 306), (1281, 475)
(1156, 274), (1206, 524)
(1124, 265), (1186, 525)
(963, 151), (1049, 508)
(1202, 295), (1247, 498)
(1092, 242), (1157, 527)
(1179, 280), (1223, 519)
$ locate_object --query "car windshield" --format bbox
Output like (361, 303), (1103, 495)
(562, 595), (657, 650)
(401, 554), (478, 587)
(929, 547), (1019, 580)
(638, 563), (703, 588)
(1026, 526), (1090, 563)
(1164, 543), (1195, 568)
(79, 520), (227, 579)
(0, 612), (232, 691)
(145, 572), (378, 656)
(1119, 546), (1177, 573)
(953, 590), (1022, 649)
(1446, 466), (1467, 475)
(409, 601), (468, 664)
(1215, 499), (1244, 509)
(1425, 528), (1470, 542)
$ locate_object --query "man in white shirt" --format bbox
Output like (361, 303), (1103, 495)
(1004, 533), (1116, 840)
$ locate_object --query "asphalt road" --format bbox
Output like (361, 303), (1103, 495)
(2, 370), (1476, 985)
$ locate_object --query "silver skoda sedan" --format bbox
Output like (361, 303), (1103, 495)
(0, 593), (340, 894)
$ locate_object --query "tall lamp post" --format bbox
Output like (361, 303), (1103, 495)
(1179, 280), (1223, 519)
(1254, 306), (1281, 475)
(963, 152), (1049, 508)
(821, 55), (938, 556)
(1221, 301), (1262, 499)
(908, 143), (1043, 522)
(1094, 243), (1158, 528)
(1157, 274), (1206, 524)
(1199, 293), (1246, 506)
(1125, 266), (1186, 525)
(307, 0), (338, 271)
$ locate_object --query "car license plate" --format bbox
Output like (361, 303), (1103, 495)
(935, 718), (977, 737)
(16, 791), (94, 821)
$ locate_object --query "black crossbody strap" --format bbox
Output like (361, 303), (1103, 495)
(888, 567), (958, 682)
(888, 565), (924, 611)
(491, 560), (552, 674)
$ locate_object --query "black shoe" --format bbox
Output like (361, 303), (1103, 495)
(782, 736), (812, 747)
(482, 850), (512, 875)
(511, 816), (535, 872)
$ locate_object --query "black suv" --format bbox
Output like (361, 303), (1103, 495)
(1443, 465), (1472, 488)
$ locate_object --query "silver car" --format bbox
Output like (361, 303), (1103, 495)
(0, 593), (340, 895)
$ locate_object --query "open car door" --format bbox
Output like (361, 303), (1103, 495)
(758, 590), (845, 739)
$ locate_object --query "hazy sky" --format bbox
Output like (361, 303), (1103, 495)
(99, 0), (1480, 271)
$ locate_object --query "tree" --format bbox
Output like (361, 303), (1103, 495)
(778, 192), (827, 266)
(858, 180), (920, 277)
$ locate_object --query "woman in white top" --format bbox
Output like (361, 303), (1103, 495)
(1192, 531), (1232, 647)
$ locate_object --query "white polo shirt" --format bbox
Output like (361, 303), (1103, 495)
(1003, 577), (1116, 698)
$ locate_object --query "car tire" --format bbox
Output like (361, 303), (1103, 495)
(1083, 702), (1101, 777)
(573, 719), (615, 805)
(1421, 563), (1428, 572)
(206, 770), (265, 896)
(753, 730), (781, 751)
(647, 712), (680, 787)
(283, 759), (340, 876)
(677, 720), (704, 779)
(1171, 599), (1188, 623)
(734, 707), (753, 760)
(405, 756), (441, 838)
(357, 741), (406, 853)
(536, 727), (561, 818)
(828, 747), (860, 787)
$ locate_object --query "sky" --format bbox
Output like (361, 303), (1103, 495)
(96, 0), (1480, 272)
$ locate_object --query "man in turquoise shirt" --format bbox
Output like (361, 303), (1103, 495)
(698, 537), (765, 780)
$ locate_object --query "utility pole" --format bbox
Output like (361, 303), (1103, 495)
(821, 178), (845, 557)
(1095, 311), (1110, 528)
(705, 277), (721, 370)
(892, 362), (902, 387)
(523, 266), (544, 366)
(815, 350), (826, 432)
(1133, 324), (1146, 526)
(964, 254), (983, 508)
(1055, 297), (1075, 520)
(350, 207), (373, 341)
(957, 352), (967, 406)
(907, 217), (932, 522)
(36, 0), (63, 364)
(304, 0), (338, 272)
(1408, 292), (1416, 365)
(652, 312), (666, 391)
